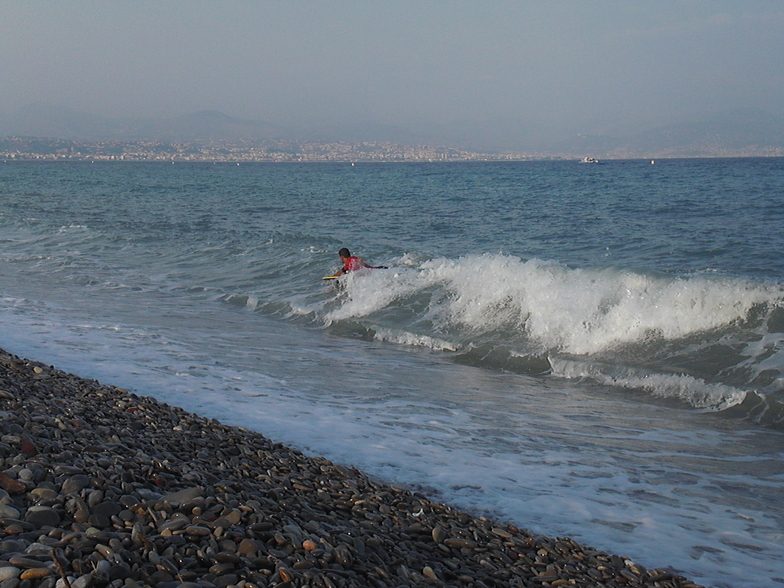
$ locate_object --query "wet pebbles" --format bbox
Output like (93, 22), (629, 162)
(0, 348), (706, 588)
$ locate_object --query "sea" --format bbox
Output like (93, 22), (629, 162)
(1, 158), (783, 588)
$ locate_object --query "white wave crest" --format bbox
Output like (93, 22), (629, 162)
(372, 327), (459, 352)
(323, 253), (783, 367)
(550, 357), (747, 410)
(420, 254), (782, 355)
(324, 267), (426, 322)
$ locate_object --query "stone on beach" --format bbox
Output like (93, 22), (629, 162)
(0, 348), (704, 588)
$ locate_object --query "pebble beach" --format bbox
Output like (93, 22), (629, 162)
(0, 347), (706, 588)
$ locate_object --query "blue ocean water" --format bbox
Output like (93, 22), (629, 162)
(1, 158), (783, 587)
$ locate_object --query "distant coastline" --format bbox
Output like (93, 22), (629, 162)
(0, 136), (545, 163)
(2, 136), (783, 163)
(3, 106), (784, 161)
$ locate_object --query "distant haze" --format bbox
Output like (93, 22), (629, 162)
(2, 1), (783, 152)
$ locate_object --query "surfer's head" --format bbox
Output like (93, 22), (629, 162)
(338, 248), (351, 259)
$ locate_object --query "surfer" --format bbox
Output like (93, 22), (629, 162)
(329, 248), (386, 277)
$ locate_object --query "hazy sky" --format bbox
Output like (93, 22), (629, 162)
(2, 1), (783, 134)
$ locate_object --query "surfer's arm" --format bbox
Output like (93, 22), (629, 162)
(358, 258), (388, 270)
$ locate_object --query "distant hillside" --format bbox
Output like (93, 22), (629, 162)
(1, 104), (783, 158)
(548, 108), (784, 158)
(143, 110), (293, 142)
(0, 105), (292, 142)
(622, 108), (784, 157)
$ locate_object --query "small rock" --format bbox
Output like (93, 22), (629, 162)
(444, 538), (476, 549)
(71, 574), (94, 588)
(0, 568), (20, 582)
(20, 568), (52, 580)
(0, 472), (26, 495)
(422, 566), (437, 580)
(158, 518), (188, 533)
(0, 503), (20, 518)
(431, 524), (446, 544)
(225, 509), (242, 525)
(61, 475), (91, 495)
(9, 557), (50, 569)
(18, 436), (38, 458)
(24, 506), (61, 528)
(93, 501), (122, 518)
(333, 545), (353, 569)
(161, 487), (203, 505)
(29, 488), (59, 502)
(237, 538), (259, 555)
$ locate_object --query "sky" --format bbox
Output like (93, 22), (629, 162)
(2, 1), (783, 139)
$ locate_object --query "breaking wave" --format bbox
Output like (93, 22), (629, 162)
(322, 253), (784, 423)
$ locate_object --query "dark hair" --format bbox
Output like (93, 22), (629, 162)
(338, 248), (351, 258)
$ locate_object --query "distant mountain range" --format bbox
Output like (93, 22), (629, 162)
(1, 104), (782, 158)
(562, 108), (784, 158)
(0, 105), (293, 143)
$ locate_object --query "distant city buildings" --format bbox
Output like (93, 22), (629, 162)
(3, 136), (781, 162)
(0, 138), (548, 162)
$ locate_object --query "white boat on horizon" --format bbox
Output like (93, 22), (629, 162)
(579, 156), (600, 163)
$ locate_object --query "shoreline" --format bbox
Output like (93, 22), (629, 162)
(0, 348), (704, 588)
